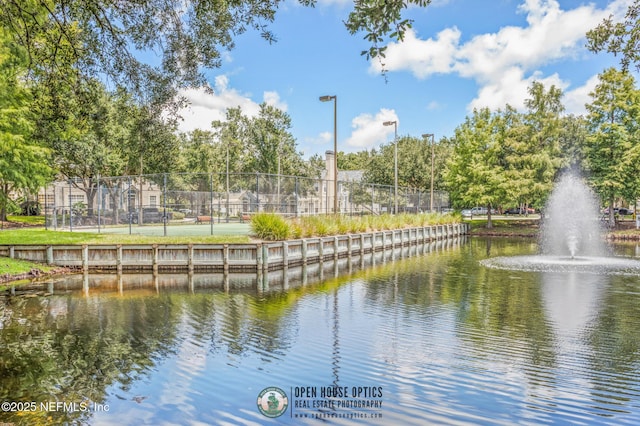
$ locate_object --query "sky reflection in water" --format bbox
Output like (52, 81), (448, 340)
(1, 237), (640, 425)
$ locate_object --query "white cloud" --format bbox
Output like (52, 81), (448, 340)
(564, 74), (600, 115)
(373, 27), (460, 78)
(468, 68), (567, 111)
(372, 0), (632, 113)
(174, 76), (287, 133)
(264, 91), (288, 111)
(343, 109), (399, 150)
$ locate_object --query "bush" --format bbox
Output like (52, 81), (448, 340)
(20, 200), (40, 216)
(251, 212), (461, 241)
(250, 213), (291, 240)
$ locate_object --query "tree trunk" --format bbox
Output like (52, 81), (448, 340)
(0, 183), (8, 222)
(609, 196), (616, 229)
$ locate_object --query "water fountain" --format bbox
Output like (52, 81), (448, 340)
(481, 172), (640, 275)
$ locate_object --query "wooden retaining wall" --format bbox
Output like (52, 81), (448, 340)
(0, 223), (469, 273)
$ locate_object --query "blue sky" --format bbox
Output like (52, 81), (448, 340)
(174, 0), (634, 159)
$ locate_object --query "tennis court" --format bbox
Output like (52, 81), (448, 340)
(80, 221), (252, 237)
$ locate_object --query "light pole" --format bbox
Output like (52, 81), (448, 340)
(319, 95), (338, 214)
(383, 120), (398, 214)
(226, 143), (229, 222)
(422, 133), (435, 212)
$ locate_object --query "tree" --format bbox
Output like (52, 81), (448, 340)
(1, 0), (433, 101)
(212, 104), (308, 177)
(587, 1), (640, 71)
(338, 151), (373, 171)
(558, 114), (589, 171)
(50, 82), (132, 216)
(443, 108), (508, 228)
(584, 68), (640, 227)
(345, 0), (432, 62)
(0, 29), (52, 221)
(363, 136), (432, 190)
(518, 82), (564, 210)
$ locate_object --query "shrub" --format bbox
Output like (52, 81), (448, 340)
(250, 213), (291, 240)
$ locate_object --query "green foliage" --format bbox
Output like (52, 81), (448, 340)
(345, 0), (432, 63)
(1, 0), (434, 104)
(248, 212), (461, 241)
(587, 1), (640, 71)
(443, 108), (508, 227)
(0, 29), (53, 221)
(207, 104), (311, 178)
(584, 68), (640, 227)
(503, 83), (565, 210)
(338, 151), (374, 171)
(250, 213), (291, 240)
(363, 135), (445, 192)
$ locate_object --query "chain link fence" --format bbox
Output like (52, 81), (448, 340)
(38, 173), (449, 233)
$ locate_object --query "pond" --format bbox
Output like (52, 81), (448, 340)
(1, 237), (640, 425)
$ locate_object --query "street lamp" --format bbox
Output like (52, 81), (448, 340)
(383, 120), (398, 214)
(422, 133), (435, 212)
(319, 95), (338, 214)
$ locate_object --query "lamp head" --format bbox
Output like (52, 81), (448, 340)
(319, 95), (335, 102)
(383, 121), (396, 126)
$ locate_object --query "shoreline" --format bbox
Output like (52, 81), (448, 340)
(3, 219), (640, 286)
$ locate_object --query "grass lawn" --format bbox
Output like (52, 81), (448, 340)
(0, 228), (252, 245)
(0, 257), (53, 275)
(466, 217), (540, 237)
(0, 227), (251, 282)
(0, 257), (56, 289)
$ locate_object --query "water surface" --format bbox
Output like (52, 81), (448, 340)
(1, 238), (640, 425)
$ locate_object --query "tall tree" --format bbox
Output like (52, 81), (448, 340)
(520, 82), (564, 209)
(443, 108), (508, 228)
(584, 67), (640, 227)
(50, 82), (134, 216)
(558, 114), (589, 171)
(0, 29), (52, 221)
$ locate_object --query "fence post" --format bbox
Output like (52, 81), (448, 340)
(210, 173), (215, 233)
(127, 176), (132, 235)
(295, 177), (299, 217)
(163, 173), (167, 237)
(256, 172), (260, 213)
(97, 174), (102, 233)
(68, 179), (73, 232)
